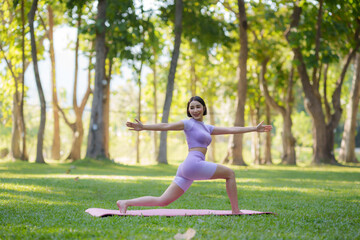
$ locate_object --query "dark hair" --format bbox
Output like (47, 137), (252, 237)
(187, 96), (207, 117)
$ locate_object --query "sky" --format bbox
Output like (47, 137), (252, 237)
(25, 26), (124, 107)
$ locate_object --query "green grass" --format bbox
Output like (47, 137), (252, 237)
(0, 159), (359, 239)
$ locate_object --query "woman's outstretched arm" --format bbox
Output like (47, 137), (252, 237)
(126, 119), (184, 131)
(211, 121), (272, 135)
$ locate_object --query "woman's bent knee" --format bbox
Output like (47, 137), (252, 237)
(211, 165), (236, 179)
(159, 198), (172, 207)
(228, 169), (235, 179)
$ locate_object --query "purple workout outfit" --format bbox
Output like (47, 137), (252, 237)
(173, 118), (218, 192)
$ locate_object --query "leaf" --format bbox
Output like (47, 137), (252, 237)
(174, 228), (196, 240)
(12, 0), (20, 9)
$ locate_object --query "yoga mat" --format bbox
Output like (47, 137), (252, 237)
(85, 208), (274, 217)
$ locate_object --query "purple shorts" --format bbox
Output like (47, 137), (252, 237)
(173, 151), (218, 192)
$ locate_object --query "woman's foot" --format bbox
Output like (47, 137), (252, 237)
(232, 210), (243, 214)
(116, 200), (128, 213)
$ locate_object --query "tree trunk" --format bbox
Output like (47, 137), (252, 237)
(226, 0), (248, 166)
(20, 0), (28, 161)
(208, 104), (216, 162)
(282, 111), (296, 165)
(190, 54), (197, 96)
(339, 53), (360, 163)
(136, 61), (143, 164)
(11, 92), (21, 159)
(157, 0), (183, 164)
(66, 120), (83, 160)
(250, 107), (260, 165)
(48, 5), (60, 160)
(283, 67), (296, 165)
(86, 0), (107, 159)
(104, 57), (111, 159)
(152, 50), (158, 162)
(29, 0), (46, 163)
(264, 102), (272, 165)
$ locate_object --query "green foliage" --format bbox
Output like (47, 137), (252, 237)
(0, 77), (13, 126)
(160, 0), (234, 55)
(1, 161), (359, 239)
(292, 111), (313, 147)
(105, 0), (144, 61)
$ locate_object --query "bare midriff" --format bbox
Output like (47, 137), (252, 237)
(189, 147), (207, 155)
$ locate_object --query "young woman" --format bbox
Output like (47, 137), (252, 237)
(117, 96), (272, 214)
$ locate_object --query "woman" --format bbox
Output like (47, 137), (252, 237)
(117, 96), (272, 214)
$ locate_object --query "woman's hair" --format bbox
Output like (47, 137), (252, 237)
(187, 96), (207, 117)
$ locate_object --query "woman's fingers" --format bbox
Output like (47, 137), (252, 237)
(262, 125), (273, 132)
(135, 119), (142, 124)
(125, 119), (143, 131)
(256, 121), (273, 132)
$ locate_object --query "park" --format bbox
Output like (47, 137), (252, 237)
(1, 0), (360, 239)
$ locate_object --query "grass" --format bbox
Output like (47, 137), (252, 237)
(0, 159), (360, 239)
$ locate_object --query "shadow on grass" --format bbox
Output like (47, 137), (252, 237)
(0, 159), (179, 177)
(235, 167), (360, 183)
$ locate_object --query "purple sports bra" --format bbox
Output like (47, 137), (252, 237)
(182, 118), (214, 149)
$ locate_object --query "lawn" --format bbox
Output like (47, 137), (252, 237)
(0, 159), (359, 239)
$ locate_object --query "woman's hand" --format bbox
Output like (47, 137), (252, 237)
(256, 121), (273, 132)
(126, 119), (144, 131)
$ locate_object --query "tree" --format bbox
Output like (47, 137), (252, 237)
(28, 0), (46, 163)
(249, 1), (295, 165)
(157, 0), (183, 164)
(131, 4), (153, 164)
(221, 0), (248, 165)
(86, 0), (107, 159)
(285, 1), (360, 164)
(46, 4), (61, 160)
(0, 0), (31, 161)
(57, 5), (93, 161)
(19, 0), (28, 161)
(339, 53), (360, 163)
(149, 23), (164, 162)
(260, 59), (296, 165)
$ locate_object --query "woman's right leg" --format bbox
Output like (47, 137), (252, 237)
(116, 182), (184, 213)
(210, 164), (240, 214)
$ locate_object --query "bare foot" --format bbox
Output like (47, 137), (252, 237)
(232, 210), (243, 214)
(116, 200), (128, 213)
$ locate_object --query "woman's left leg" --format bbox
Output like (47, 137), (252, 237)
(117, 182), (184, 213)
(210, 164), (240, 214)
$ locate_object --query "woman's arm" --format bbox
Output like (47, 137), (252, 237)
(211, 121), (272, 135)
(126, 119), (184, 131)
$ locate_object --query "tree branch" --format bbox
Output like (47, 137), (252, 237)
(330, 41), (360, 129)
(56, 102), (75, 129)
(285, 66), (294, 112)
(259, 58), (286, 116)
(218, 0), (238, 18)
(80, 43), (94, 114)
(0, 43), (17, 80)
(323, 63), (331, 121)
(312, 0), (323, 91)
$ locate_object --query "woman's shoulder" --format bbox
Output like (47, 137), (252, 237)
(182, 118), (195, 131)
(205, 123), (214, 133)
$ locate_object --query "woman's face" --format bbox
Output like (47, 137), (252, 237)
(188, 100), (205, 121)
